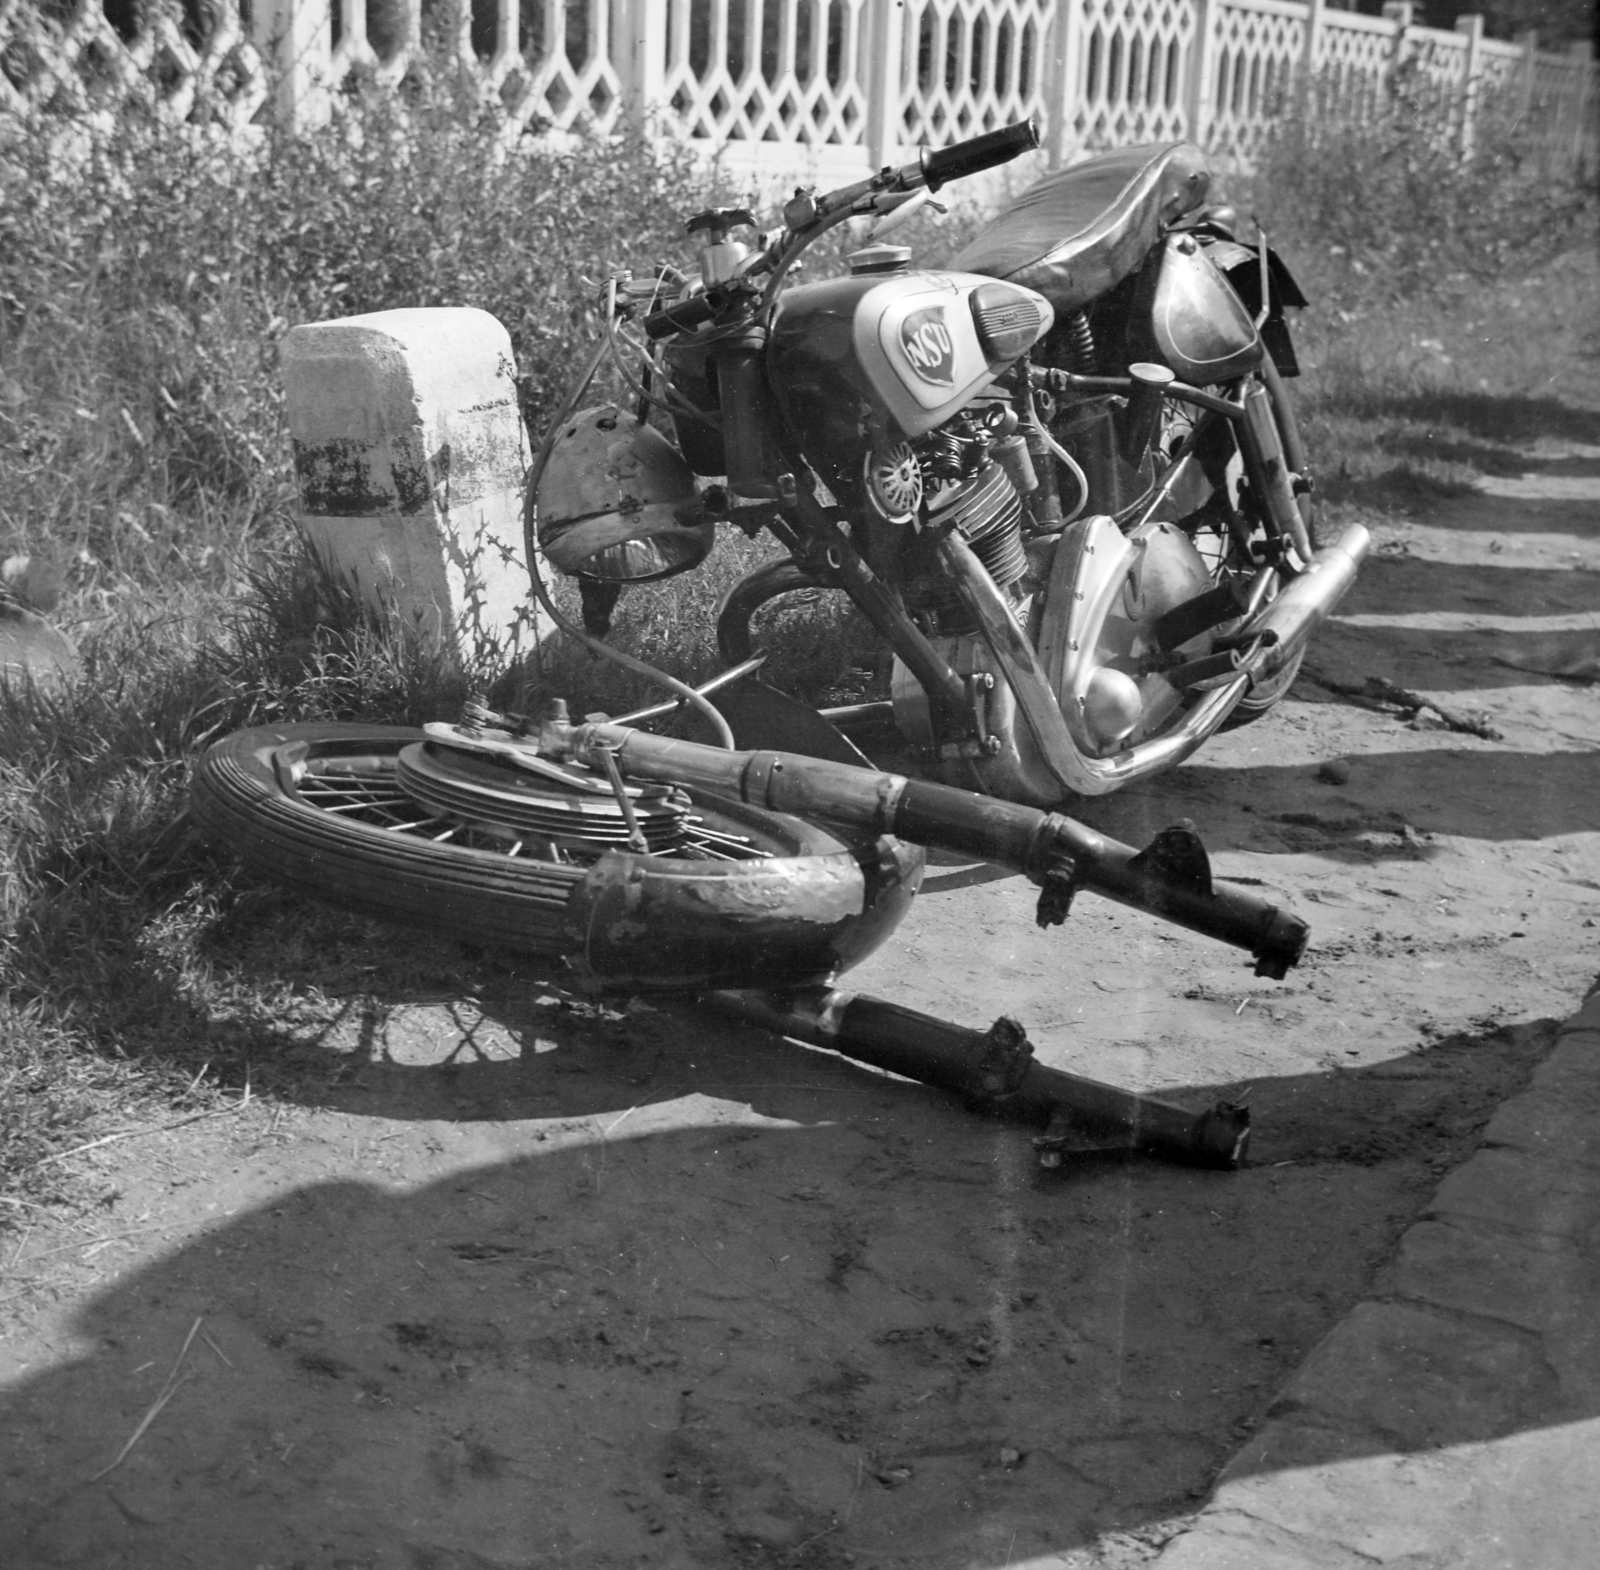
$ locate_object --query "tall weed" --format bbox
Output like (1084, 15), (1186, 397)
(1239, 72), (1595, 311)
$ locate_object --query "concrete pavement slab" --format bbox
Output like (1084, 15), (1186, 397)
(1155, 986), (1600, 1568)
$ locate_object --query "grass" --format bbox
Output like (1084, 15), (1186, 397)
(0, 83), (1594, 1216)
(1220, 89), (1599, 534)
(1281, 249), (1600, 531)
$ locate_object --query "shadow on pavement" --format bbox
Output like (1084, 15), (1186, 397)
(1086, 745), (1600, 856)
(1316, 620), (1600, 692)
(1350, 556), (1600, 616)
(1341, 388), (1600, 448)
(0, 971), (1562, 1569)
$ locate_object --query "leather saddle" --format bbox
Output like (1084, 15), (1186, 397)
(952, 142), (1212, 316)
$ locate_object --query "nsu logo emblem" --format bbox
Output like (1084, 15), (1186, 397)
(899, 306), (955, 385)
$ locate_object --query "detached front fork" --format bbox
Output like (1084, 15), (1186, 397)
(539, 712), (1309, 980)
(709, 988), (1251, 1169)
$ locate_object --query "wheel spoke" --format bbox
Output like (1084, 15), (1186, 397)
(295, 758), (774, 862)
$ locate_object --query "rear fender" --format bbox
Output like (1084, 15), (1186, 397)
(1197, 234), (1308, 378)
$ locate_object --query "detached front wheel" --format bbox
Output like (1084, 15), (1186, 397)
(192, 723), (921, 992)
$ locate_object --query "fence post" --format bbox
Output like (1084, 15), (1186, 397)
(1514, 29), (1538, 120)
(333, 0), (367, 67)
(620, 0), (669, 131)
(1567, 40), (1594, 172)
(1299, 0), (1325, 109)
(1381, 0), (1413, 78)
(1454, 13), (1484, 155)
(1044, 0), (1086, 166)
(491, 0), (521, 80)
(1187, 0), (1220, 149)
(251, 0), (332, 130)
(863, 0), (908, 167)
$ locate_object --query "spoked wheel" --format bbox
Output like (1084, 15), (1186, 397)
(193, 724), (922, 991)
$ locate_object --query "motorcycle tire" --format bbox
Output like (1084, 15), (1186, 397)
(192, 723), (922, 992)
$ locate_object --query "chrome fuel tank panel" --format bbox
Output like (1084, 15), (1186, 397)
(852, 272), (1052, 437)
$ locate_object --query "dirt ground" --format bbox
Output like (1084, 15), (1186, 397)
(1, 433), (1598, 1569)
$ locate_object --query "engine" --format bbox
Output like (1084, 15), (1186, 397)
(860, 404), (1032, 635)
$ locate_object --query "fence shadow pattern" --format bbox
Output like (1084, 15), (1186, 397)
(1, 0), (1594, 174)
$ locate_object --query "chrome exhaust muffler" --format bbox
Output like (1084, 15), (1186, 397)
(1247, 523), (1371, 683)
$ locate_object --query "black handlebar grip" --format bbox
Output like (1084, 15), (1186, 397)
(920, 118), (1041, 193)
(642, 293), (717, 341)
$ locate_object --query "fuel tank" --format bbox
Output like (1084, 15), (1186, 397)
(767, 272), (1053, 459)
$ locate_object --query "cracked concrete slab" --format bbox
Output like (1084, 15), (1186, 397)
(1156, 989), (1600, 1568)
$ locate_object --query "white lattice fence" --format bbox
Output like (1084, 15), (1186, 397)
(892, 0), (1055, 146)
(1401, 22), (1471, 132)
(327, 0), (632, 136)
(657, 0), (868, 149)
(1206, 0), (1301, 161)
(1476, 35), (1526, 111)
(1528, 49), (1594, 170)
(1059, 0), (1192, 151)
(473, 0), (628, 134)
(0, 0), (268, 126)
(1313, 9), (1395, 126)
(2, 0), (1595, 176)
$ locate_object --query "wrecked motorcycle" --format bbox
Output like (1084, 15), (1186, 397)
(193, 124), (1349, 1169)
(532, 122), (1369, 806)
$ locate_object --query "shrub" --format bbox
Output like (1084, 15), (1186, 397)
(1238, 70), (1596, 312)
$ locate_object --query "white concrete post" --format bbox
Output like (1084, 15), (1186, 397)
(1567, 42), (1595, 173)
(251, 0), (332, 131)
(1187, 0), (1221, 149)
(862, 0), (908, 167)
(621, 0), (669, 131)
(1454, 14), (1484, 155)
(1299, 0), (1325, 111)
(1381, 0), (1414, 80)
(1044, 0), (1087, 167)
(282, 308), (547, 665)
(333, 0), (367, 67)
(1515, 30), (1539, 121)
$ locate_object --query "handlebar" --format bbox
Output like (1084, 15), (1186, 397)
(642, 292), (719, 341)
(636, 118), (1040, 338)
(920, 118), (1041, 192)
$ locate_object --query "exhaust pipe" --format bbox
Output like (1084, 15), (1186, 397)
(1249, 523), (1370, 683)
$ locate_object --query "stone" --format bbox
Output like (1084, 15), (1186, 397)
(1154, 1508), (1372, 1568)
(1428, 1147), (1600, 1244)
(1160, 1418), (1600, 1570)
(282, 307), (546, 663)
(1380, 1218), (1594, 1335)
(1263, 1301), (1554, 1448)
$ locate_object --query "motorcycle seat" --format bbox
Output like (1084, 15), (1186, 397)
(951, 142), (1211, 316)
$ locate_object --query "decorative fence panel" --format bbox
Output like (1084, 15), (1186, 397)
(1207, 0), (1304, 162)
(1, 0), (1594, 176)
(892, 0), (1056, 148)
(1313, 7), (1397, 129)
(1059, 0), (1193, 152)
